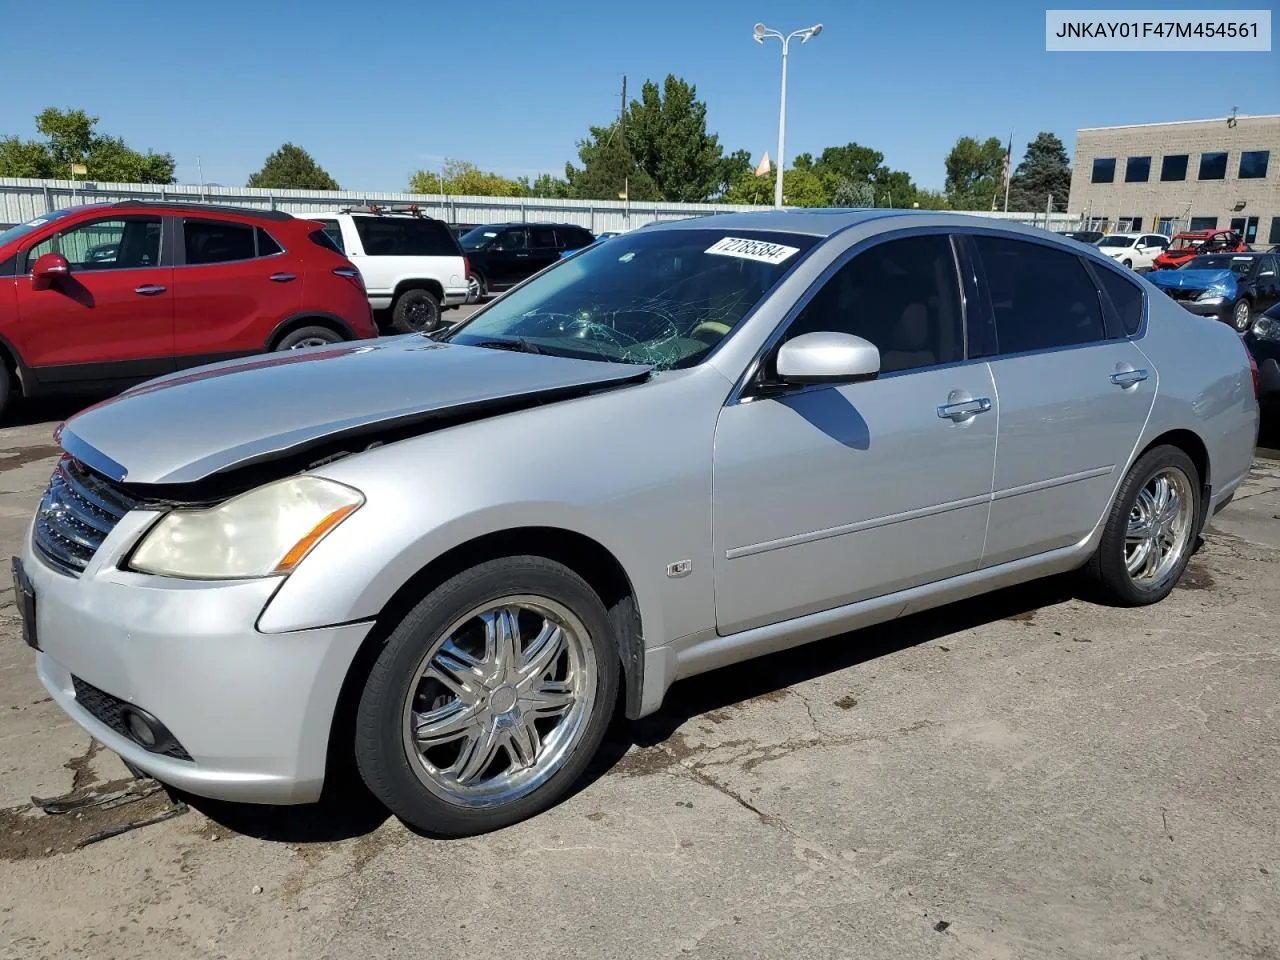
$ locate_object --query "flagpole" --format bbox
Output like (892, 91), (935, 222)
(1003, 131), (1013, 213)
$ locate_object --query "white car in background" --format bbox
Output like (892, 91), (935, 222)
(309, 206), (470, 333)
(1095, 232), (1170, 272)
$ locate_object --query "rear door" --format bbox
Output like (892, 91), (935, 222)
(15, 214), (173, 382)
(487, 227), (529, 289)
(968, 234), (1155, 567)
(171, 218), (302, 365)
(526, 226), (561, 276)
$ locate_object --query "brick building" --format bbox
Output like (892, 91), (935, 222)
(1067, 114), (1280, 245)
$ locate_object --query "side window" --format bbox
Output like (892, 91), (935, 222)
(529, 227), (557, 249)
(972, 236), (1106, 353)
(28, 218), (161, 271)
(256, 228), (283, 256)
(784, 234), (963, 375)
(352, 217), (458, 257)
(316, 219), (346, 253)
(184, 220), (256, 265)
(1094, 266), (1145, 336)
(558, 227), (591, 250)
(494, 229), (527, 252)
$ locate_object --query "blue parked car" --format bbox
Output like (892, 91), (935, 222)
(1148, 251), (1280, 333)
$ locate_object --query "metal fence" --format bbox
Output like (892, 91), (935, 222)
(1, 177), (1087, 233)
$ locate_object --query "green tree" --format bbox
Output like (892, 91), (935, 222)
(409, 159), (528, 197)
(944, 136), (1007, 210)
(803, 141), (920, 208)
(1006, 132), (1071, 213)
(724, 167), (828, 207)
(0, 107), (175, 183)
(713, 148), (753, 199)
(912, 189), (950, 210)
(565, 124), (660, 202)
(623, 75), (727, 202)
(525, 172), (573, 198)
(248, 143), (339, 190)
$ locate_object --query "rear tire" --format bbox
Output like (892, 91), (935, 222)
(391, 288), (442, 334)
(355, 556), (620, 837)
(1231, 298), (1252, 332)
(1085, 445), (1200, 606)
(274, 325), (345, 351)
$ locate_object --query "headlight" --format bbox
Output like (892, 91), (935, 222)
(128, 476), (363, 579)
(1196, 290), (1227, 303)
(1253, 316), (1280, 342)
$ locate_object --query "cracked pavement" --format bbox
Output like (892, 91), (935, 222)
(1, 405), (1278, 960)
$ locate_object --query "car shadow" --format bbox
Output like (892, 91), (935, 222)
(5, 395), (104, 429)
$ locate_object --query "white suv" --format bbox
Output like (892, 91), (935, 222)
(309, 207), (469, 332)
(1095, 232), (1170, 272)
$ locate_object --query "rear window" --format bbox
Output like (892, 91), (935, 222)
(352, 217), (459, 257)
(1093, 266), (1144, 336)
(184, 220), (257, 264)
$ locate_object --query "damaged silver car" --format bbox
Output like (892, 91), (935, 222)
(17, 211), (1259, 836)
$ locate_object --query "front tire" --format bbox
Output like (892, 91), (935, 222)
(355, 556), (620, 837)
(1085, 445), (1200, 606)
(390, 288), (442, 334)
(1122, 258), (1133, 268)
(1230, 298), (1252, 333)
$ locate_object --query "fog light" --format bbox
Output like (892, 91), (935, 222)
(123, 708), (159, 748)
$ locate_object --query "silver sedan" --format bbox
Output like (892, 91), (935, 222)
(19, 210), (1259, 836)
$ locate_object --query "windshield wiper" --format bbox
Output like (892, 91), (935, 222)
(470, 338), (546, 355)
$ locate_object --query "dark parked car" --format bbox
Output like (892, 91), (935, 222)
(459, 223), (597, 298)
(1245, 303), (1280, 412)
(0, 201), (376, 420)
(1148, 252), (1280, 332)
(1057, 230), (1105, 244)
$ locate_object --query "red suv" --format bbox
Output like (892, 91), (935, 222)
(1152, 229), (1248, 270)
(0, 201), (376, 419)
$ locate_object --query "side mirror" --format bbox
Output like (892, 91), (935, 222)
(775, 331), (880, 385)
(31, 252), (70, 291)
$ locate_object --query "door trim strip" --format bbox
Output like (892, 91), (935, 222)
(991, 466), (1114, 502)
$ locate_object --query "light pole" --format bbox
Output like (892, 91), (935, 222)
(753, 21), (822, 209)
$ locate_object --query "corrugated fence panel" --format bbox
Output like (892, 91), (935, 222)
(0, 178), (1084, 232)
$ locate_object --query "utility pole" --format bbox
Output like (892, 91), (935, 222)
(620, 75), (627, 132)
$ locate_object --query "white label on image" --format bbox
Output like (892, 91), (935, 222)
(705, 236), (800, 265)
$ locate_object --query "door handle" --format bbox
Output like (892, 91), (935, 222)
(937, 397), (992, 420)
(269, 272), (297, 282)
(1109, 368), (1149, 386)
(134, 284), (166, 296)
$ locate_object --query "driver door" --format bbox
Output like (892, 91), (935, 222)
(711, 233), (997, 634)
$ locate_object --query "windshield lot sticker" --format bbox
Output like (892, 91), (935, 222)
(705, 236), (800, 265)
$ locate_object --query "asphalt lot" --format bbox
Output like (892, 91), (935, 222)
(0, 390), (1278, 959)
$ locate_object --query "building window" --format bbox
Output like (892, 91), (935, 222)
(1124, 156), (1151, 182)
(1189, 217), (1219, 231)
(1198, 152), (1228, 180)
(1239, 150), (1270, 179)
(1269, 217), (1280, 245)
(1160, 155), (1189, 181)
(1127, 217), (1143, 230)
(1091, 158), (1116, 183)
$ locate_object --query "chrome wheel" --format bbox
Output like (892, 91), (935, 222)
(1232, 300), (1251, 332)
(290, 335), (331, 349)
(401, 596), (596, 807)
(1125, 466), (1194, 588)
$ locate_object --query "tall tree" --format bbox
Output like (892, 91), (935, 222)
(565, 124), (660, 202)
(525, 172), (573, 198)
(944, 136), (1007, 210)
(724, 166), (828, 207)
(623, 75), (727, 202)
(805, 141), (920, 208)
(1006, 132), (1071, 212)
(248, 144), (339, 190)
(0, 108), (175, 183)
(713, 149), (753, 199)
(409, 159), (527, 196)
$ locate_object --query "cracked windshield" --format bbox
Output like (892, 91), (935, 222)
(446, 230), (816, 368)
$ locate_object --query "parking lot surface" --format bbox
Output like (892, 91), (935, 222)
(1, 404), (1277, 960)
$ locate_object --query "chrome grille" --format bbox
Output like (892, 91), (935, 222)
(34, 458), (140, 576)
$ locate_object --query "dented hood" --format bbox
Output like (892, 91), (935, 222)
(59, 336), (652, 485)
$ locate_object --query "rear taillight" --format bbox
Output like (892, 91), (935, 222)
(1247, 350), (1260, 401)
(463, 256), (472, 280)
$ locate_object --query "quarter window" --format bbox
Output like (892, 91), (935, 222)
(256, 228), (283, 256)
(1160, 154), (1189, 181)
(1239, 150), (1270, 179)
(1198, 152), (1228, 180)
(972, 236), (1105, 353)
(1124, 156), (1151, 182)
(1093, 266), (1144, 336)
(27, 217), (162, 271)
(184, 220), (256, 264)
(316, 219), (346, 253)
(783, 234), (963, 375)
(1091, 158), (1116, 183)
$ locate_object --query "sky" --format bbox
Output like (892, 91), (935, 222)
(0, 0), (1274, 193)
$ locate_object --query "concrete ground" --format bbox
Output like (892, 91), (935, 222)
(1, 398), (1278, 960)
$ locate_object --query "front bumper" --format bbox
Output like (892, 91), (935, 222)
(1165, 297), (1231, 320)
(22, 514), (372, 804)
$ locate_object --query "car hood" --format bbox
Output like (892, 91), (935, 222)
(1148, 269), (1237, 291)
(58, 337), (653, 485)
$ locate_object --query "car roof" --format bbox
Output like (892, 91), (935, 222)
(107, 200), (293, 221)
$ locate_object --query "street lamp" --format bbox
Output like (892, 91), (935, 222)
(753, 21), (823, 209)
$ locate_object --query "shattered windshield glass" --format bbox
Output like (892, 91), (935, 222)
(445, 229), (817, 369)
